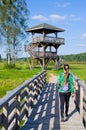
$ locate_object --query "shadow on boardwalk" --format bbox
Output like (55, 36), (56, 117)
(21, 83), (84, 130)
(21, 83), (60, 130)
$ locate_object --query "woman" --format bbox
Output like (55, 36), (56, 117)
(57, 64), (75, 121)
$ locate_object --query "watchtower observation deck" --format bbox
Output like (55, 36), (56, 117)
(25, 23), (65, 69)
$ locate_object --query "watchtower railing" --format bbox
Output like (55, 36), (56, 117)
(0, 70), (46, 130)
(34, 51), (57, 58)
(74, 76), (86, 128)
(33, 36), (64, 44)
(24, 44), (58, 58)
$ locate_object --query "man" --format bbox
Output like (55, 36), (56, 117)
(57, 64), (75, 121)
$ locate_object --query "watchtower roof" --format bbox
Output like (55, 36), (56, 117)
(26, 23), (65, 34)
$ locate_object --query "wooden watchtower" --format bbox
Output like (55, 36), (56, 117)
(24, 23), (65, 70)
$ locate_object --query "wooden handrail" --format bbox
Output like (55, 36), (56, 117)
(34, 51), (57, 58)
(0, 71), (85, 129)
(0, 70), (46, 130)
(74, 76), (86, 128)
(33, 36), (64, 44)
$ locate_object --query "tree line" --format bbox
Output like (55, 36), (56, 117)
(60, 52), (86, 62)
(0, 0), (29, 66)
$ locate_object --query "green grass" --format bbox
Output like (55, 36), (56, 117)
(69, 63), (86, 82)
(0, 61), (86, 98)
(0, 61), (41, 98)
(47, 63), (86, 82)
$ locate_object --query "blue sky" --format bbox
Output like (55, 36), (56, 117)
(0, 0), (86, 58)
(26, 0), (86, 56)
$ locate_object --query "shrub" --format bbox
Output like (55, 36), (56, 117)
(4, 63), (15, 69)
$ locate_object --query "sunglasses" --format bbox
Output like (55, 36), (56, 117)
(64, 68), (69, 71)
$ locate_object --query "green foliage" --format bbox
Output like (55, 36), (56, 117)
(0, 0), (29, 65)
(60, 52), (86, 62)
(69, 63), (86, 82)
(4, 62), (15, 69)
(0, 60), (86, 98)
(0, 61), (41, 98)
(47, 63), (86, 83)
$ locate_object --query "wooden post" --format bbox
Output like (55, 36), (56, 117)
(80, 87), (84, 118)
(32, 32), (34, 43)
(55, 32), (57, 38)
(42, 46), (45, 70)
(2, 104), (9, 130)
(50, 46), (51, 52)
(15, 94), (20, 130)
(74, 80), (79, 108)
(25, 87), (29, 119)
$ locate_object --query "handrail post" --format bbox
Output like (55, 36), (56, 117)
(74, 80), (79, 109)
(15, 94), (20, 130)
(25, 87), (29, 119)
(80, 87), (84, 118)
(2, 103), (9, 130)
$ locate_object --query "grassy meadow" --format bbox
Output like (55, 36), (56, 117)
(47, 63), (86, 82)
(0, 61), (86, 98)
(0, 61), (41, 98)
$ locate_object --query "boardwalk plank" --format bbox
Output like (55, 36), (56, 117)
(21, 83), (85, 130)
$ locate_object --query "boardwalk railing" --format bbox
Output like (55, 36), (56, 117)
(74, 76), (86, 128)
(0, 70), (46, 130)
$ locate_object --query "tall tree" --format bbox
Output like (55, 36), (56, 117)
(0, 0), (29, 65)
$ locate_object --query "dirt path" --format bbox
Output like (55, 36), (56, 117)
(49, 74), (57, 83)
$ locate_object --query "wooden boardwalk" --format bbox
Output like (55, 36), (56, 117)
(21, 83), (85, 130)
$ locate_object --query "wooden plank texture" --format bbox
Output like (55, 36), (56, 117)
(21, 83), (85, 130)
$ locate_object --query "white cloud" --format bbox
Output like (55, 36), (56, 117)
(31, 13), (81, 23)
(31, 15), (48, 21)
(31, 14), (66, 23)
(57, 2), (71, 8)
(78, 43), (86, 47)
(49, 14), (66, 22)
(80, 33), (86, 39)
(69, 14), (81, 21)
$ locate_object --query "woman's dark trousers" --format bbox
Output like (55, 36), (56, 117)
(59, 92), (71, 118)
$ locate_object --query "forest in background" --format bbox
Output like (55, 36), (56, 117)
(0, 52), (86, 63)
(60, 52), (86, 62)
